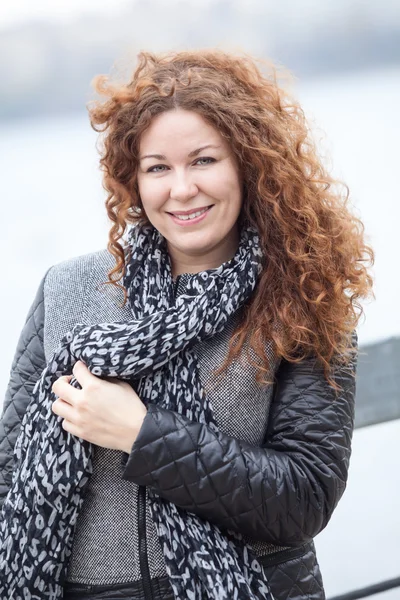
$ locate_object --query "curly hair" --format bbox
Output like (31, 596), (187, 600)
(88, 49), (374, 389)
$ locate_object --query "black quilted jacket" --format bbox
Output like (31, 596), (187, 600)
(0, 278), (357, 600)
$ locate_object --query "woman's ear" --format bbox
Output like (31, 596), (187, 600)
(131, 206), (142, 215)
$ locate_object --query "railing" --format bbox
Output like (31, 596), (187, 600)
(328, 576), (400, 600)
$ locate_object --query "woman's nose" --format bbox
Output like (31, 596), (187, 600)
(169, 172), (199, 202)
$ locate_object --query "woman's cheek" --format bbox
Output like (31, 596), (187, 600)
(144, 178), (168, 204)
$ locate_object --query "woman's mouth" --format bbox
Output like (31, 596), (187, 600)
(168, 205), (213, 226)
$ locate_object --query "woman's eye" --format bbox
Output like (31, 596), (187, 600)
(146, 158), (215, 172)
(194, 157), (215, 166)
(147, 164), (168, 173)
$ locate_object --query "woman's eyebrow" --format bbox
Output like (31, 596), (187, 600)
(140, 144), (221, 161)
(140, 153), (165, 161)
(188, 144), (221, 157)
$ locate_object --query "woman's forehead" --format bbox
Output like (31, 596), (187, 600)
(139, 109), (225, 153)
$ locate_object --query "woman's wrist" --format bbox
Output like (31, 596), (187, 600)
(121, 406), (148, 454)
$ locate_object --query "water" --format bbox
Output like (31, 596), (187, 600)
(315, 418), (400, 599)
(1, 67), (399, 598)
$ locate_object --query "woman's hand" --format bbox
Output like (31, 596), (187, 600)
(51, 360), (147, 454)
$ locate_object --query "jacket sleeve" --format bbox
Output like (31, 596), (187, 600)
(122, 335), (357, 546)
(0, 275), (47, 507)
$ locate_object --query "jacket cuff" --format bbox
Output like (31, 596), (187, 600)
(121, 403), (185, 486)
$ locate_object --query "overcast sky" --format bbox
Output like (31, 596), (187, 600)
(0, 0), (220, 30)
(0, 0), (132, 29)
(2, 0), (399, 31)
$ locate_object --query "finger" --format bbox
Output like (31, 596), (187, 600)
(72, 360), (99, 388)
(52, 377), (81, 406)
(61, 419), (82, 439)
(52, 398), (76, 423)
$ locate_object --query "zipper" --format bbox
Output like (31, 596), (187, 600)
(138, 485), (154, 600)
(258, 543), (310, 568)
(139, 272), (305, 588)
(135, 274), (180, 600)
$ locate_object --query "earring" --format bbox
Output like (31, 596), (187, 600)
(130, 206), (142, 214)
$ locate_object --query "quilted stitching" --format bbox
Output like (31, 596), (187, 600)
(261, 543), (325, 600)
(123, 342), (357, 548)
(1, 268), (355, 599)
(0, 276), (47, 504)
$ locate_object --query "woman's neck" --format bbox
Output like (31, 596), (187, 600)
(168, 229), (240, 279)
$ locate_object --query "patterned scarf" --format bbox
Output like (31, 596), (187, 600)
(0, 222), (274, 600)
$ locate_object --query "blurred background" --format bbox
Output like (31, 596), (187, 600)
(0, 1), (399, 598)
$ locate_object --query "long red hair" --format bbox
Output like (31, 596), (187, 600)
(88, 49), (374, 388)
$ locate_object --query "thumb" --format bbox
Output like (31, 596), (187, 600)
(72, 360), (98, 387)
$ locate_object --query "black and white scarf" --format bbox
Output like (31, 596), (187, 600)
(0, 223), (274, 600)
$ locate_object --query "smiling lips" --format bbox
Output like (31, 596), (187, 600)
(168, 205), (213, 225)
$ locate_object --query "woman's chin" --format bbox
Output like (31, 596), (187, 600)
(166, 230), (215, 252)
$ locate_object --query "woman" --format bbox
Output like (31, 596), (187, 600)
(0, 50), (373, 600)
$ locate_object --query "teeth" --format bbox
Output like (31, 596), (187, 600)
(174, 207), (208, 221)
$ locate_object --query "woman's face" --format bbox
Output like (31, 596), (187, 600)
(137, 108), (243, 277)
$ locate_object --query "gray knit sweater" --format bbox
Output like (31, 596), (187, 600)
(42, 249), (285, 586)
